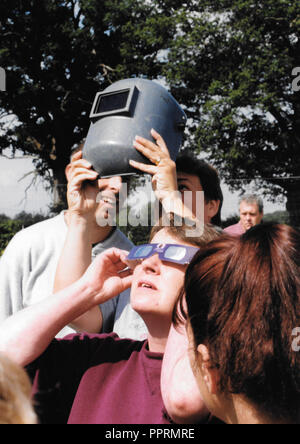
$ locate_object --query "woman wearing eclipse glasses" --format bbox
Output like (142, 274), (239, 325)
(0, 218), (220, 424)
(53, 129), (223, 340)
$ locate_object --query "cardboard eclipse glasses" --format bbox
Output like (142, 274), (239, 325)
(125, 243), (199, 269)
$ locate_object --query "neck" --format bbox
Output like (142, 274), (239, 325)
(64, 211), (114, 245)
(145, 319), (171, 354)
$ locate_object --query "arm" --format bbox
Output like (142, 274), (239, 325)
(161, 323), (210, 424)
(54, 151), (102, 333)
(0, 248), (133, 367)
(54, 214), (103, 333)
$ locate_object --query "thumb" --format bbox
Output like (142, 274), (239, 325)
(120, 275), (134, 291)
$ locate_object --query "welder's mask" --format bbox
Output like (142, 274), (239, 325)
(82, 78), (187, 178)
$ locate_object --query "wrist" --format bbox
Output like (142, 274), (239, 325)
(160, 191), (184, 214)
(65, 211), (95, 247)
(65, 210), (92, 229)
(66, 277), (101, 314)
(76, 275), (104, 309)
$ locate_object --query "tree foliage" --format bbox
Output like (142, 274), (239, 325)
(0, 219), (22, 255)
(164, 0), (300, 225)
(0, 0), (181, 204)
(1, 0), (300, 225)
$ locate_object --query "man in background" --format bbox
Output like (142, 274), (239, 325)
(224, 194), (264, 236)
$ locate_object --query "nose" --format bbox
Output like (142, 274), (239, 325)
(140, 253), (161, 274)
(99, 176), (123, 195)
(107, 176), (123, 194)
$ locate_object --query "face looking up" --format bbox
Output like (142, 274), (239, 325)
(130, 229), (197, 323)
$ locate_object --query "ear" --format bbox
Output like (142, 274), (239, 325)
(197, 344), (218, 395)
(206, 200), (220, 220)
(65, 163), (72, 181)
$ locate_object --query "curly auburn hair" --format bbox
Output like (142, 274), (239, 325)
(182, 223), (300, 423)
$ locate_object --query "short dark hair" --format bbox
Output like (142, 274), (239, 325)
(181, 223), (300, 422)
(175, 154), (223, 226)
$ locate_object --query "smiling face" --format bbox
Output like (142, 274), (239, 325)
(84, 176), (127, 224)
(130, 229), (195, 324)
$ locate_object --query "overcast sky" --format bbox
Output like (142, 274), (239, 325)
(0, 154), (52, 217)
(0, 152), (286, 220)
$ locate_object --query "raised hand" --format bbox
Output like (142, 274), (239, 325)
(129, 129), (178, 202)
(80, 248), (133, 304)
(66, 151), (99, 220)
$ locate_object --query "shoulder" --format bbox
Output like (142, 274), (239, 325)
(61, 332), (143, 348)
(224, 222), (244, 236)
(92, 228), (134, 257)
(7, 214), (66, 249)
(111, 228), (134, 249)
(57, 332), (145, 361)
(13, 213), (66, 241)
(0, 214), (67, 266)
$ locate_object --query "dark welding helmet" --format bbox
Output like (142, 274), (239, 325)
(82, 78), (187, 178)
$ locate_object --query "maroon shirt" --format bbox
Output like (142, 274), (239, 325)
(27, 333), (171, 424)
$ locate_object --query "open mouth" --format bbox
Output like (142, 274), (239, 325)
(102, 197), (116, 205)
(138, 281), (157, 291)
(99, 194), (119, 208)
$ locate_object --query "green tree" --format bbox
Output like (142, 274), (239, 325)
(0, 0), (180, 207)
(0, 212), (48, 255)
(263, 210), (290, 224)
(165, 0), (300, 225)
(118, 200), (153, 245)
(0, 219), (23, 255)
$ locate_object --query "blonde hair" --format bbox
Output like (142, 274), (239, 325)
(0, 353), (37, 424)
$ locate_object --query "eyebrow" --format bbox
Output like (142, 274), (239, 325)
(177, 177), (192, 184)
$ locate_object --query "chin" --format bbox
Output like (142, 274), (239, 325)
(130, 293), (160, 318)
(95, 211), (117, 227)
(131, 297), (155, 314)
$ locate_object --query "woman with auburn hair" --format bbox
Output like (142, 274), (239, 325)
(162, 223), (300, 424)
(0, 218), (220, 424)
